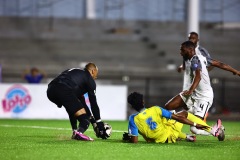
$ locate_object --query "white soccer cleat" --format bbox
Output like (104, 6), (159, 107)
(211, 119), (222, 137)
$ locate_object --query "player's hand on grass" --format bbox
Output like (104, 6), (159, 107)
(96, 122), (109, 139)
(122, 132), (131, 141)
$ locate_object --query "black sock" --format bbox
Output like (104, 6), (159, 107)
(76, 114), (90, 133)
(69, 114), (77, 131)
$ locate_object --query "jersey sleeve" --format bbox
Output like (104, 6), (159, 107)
(191, 56), (202, 71)
(87, 77), (101, 121)
(198, 47), (213, 67)
(128, 114), (139, 136)
(157, 106), (172, 119)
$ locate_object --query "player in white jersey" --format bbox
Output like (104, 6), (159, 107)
(165, 41), (218, 136)
(183, 53), (213, 105)
(177, 32), (238, 137)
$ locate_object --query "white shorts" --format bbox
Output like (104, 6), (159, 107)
(179, 92), (213, 119)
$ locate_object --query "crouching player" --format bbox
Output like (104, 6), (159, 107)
(123, 92), (222, 143)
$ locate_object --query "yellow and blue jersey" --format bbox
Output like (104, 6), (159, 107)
(128, 106), (183, 143)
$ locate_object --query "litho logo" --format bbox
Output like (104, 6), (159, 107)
(2, 85), (32, 113)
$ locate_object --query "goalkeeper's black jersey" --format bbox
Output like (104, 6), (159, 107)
(49, 68), (100, 120)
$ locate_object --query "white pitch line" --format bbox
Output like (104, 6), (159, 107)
(0, 124), (125, 133)
(0, 124), (235, 136)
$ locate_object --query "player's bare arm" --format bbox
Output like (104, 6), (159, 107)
(211, 59), (240, 76)
(182, 69), (201, 96)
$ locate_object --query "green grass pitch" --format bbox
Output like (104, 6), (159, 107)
(0, 119), (240, 160)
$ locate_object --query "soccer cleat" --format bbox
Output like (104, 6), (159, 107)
(72, 131), (94, 141)
(220, 125), (225, 131)
(211, 119), (222, 137)
(218, 125), (225, 141)
(186, 135), (196, 142)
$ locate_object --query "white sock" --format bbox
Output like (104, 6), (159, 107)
(190, 126), (211, 136)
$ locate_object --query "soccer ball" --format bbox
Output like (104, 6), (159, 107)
(94, 122), (112, 138)
(104, 123), (112, 137)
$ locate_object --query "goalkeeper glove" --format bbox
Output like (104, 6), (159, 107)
(96, 121), (109, 139)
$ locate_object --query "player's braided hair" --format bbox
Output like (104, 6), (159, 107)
(127, 92), (144, 112)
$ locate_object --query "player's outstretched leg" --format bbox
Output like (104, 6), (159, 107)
(72, 130), (94, 141)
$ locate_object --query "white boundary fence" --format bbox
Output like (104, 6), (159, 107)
(0, 83), (127, 120)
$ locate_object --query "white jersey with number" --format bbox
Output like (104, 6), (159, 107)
(182, 54), (213, 101)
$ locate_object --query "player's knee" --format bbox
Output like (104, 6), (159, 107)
(74, 108), (86, 117)
(164, 103), (172, 110)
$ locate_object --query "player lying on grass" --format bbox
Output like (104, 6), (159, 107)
(123, 92), (222, 143)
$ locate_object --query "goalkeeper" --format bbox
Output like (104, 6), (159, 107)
(47, 62), (109, 141)
(123, 92), (222, 143)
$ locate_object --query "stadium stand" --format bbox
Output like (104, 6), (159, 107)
(0, 17), (239, 117)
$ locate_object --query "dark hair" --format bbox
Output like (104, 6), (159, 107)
(127, 92), (144, 112)
(189, 32), (198, 37)
(181, 41), (195, 49)
(30, 67), (38, 73)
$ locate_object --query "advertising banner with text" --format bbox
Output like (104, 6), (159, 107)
(0, 83), (127, 120)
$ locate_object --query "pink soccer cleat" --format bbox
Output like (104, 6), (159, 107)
(218, 125), (225, 141)
(72, 131), (94, 141)
(211, 119), (222, 137)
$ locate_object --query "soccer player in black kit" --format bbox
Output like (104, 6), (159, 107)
(47, 62), (108, 141)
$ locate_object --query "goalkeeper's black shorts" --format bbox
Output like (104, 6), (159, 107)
(47, 82), (86, 116)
